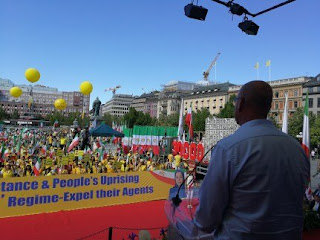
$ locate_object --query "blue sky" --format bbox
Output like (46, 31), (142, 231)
(0, 0), (319, 105)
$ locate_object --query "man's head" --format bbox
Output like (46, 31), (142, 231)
(235, 81), (273, 125)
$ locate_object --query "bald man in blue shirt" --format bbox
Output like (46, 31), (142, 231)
(194, 81), (310, 240)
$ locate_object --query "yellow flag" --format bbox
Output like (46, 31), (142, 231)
(266, 60), (271, 67)
(81, 111), (85, 119)
(254, 62), (259, 69)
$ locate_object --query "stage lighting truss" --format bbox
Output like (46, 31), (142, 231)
(184, 0), (296, 35)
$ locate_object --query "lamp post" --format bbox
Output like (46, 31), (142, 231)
(296, 131), (302, 144)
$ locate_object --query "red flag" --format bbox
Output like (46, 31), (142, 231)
(185, 108), (194, 141)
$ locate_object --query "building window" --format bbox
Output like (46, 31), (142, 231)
(275, 92), (279, 98)
(294, 101), (298, 108)
(309, 98), (313, 108)
(308, 87), (313, 93)
(275, 103), (279, 109)
(317, 111), (320, 116)
(318, 98), (320, 108)
(279, 91), (283, 98)
(294, 90), (298, 97)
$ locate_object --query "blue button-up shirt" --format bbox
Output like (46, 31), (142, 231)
(194, 119), (310, 240)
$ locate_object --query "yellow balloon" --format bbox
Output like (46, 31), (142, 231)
(25, 68), (40, 83)
(54, 98), (67, 110)
(10, 87), (23, 98)
(80, 81), (93, 95)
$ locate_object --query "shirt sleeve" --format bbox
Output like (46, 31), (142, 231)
(194, 145), (233, 232)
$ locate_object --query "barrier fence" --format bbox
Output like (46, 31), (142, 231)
(77, 226), (167, 240)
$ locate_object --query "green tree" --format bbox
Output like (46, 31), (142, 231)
(288, 107), (316, 140)
(156, 113), (179, 127)
(112, 115), (123, 126)
(310, 117), (320, 149)
(11, 110), (19, 119)
(102, 113), (113, 126)
(268, 114), (280, 128)
(123, 107), (139, 128)
(167, 112), (179, 126)
(45, 111), (65, 125)
(217, 95), (236, 118)
(0, 106), (9, 120)
(123, 108), (156, 127)
(193, 108), (211, 131)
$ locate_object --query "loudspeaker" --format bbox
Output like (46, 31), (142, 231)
(238, 20), (259, 35)
(184, 4), (208, 21)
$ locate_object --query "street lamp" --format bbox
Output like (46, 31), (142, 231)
(296, 132), (302, 143)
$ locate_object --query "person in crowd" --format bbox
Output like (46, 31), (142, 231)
(24, 164), (34, 177)
(0, 127), (194, 178)
(0, 162), (14, 178)
(309, 190), (320, 214)
(174, 153), (181, 170)
(311, 149), (315, 161)
(194, 81), (310, 240)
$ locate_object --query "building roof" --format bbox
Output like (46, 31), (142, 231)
(184, 82), (233, 99)
(304, 74), (320, 87)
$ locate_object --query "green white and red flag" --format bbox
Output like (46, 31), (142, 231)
(67, 134), (79, 152)
(302, 93), (310, 158)
(41, 145), (47, 155)
(33, 157), (41, 176)
(131, 126), (178, 155)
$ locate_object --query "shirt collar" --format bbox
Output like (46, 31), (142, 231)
(240, 119), (272, 128)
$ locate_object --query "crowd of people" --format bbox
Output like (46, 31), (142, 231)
(305, 185), (320, 214)
(0, 126), (189, 178)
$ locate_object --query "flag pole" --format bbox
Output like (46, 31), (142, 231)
(269, 63), (272, 81)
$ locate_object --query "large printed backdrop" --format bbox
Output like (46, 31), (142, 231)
(0, 172), (172, 218)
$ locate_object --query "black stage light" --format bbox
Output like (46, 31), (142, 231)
(230, 3), (247, 16)
(238, 20), (259, 35)
(184, 3), (208, 21)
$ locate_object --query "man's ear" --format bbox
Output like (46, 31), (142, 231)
(238, 97), (245, 112)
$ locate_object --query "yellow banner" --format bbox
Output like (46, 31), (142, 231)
(0, 172), (172, 218)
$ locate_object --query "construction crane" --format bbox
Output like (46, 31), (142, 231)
(105, 85), (121, 95)
(203, 52), (221, 82)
